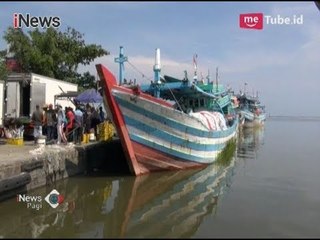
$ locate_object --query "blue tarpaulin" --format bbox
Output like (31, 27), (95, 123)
(75, 88), (103, 103)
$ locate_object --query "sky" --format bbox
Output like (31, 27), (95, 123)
(0, 1), (319, 116)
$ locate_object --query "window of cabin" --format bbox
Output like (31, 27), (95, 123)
(200, 98), (204, 107)
(195, 99), (199, 108)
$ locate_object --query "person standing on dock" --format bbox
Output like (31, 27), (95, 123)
(44, 104), (57, 142)
(56, 105), (67, 144)
(73, 106), (84, 145)
(84, 104), (92, 135)
(31, 105), (43, 144)
(99, 106), (105, 122)
(65, 107), (75, 142)
(91, 106), (100, 138)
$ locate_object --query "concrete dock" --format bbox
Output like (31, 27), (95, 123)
(0, 138), (129, 201)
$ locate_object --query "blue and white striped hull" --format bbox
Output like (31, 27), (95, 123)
(241, 110), (266, 127)
(240, 109), (255, 122)
(112, 89), (238, 164)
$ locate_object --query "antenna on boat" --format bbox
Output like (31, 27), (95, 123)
(153, 48), (162, 98)
(206, 69), (210, 85)
(153, 48), (161, 84)
(200, 72), (204, 83)
(114, 46), (128, 85)
(215, 67), (219, 92)
(193, 53), (198, 83)
(244, 82), (247, 95)
(184, 70), (188, 81)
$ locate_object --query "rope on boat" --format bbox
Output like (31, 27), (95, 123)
(161, 78), (183, 112)
(127, 60), (183, 111)
(127, 60), (153, 81)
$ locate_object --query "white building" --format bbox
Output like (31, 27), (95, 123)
(0, 80), (4, 126)
(5, 72), (78, 118)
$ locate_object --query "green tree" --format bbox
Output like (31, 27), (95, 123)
(0, 50), (8, 80)
(3, 27), (109, 88)
(77, 71), (97, 92)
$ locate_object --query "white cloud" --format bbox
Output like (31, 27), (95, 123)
(80, 53), (195, 85)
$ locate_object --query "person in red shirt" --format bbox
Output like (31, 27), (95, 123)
(65, 107), (75, 142)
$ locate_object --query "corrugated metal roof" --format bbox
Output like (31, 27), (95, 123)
(6, 73), (31, 82)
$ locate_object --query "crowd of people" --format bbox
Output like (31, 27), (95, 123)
(31, 103), (106, 145)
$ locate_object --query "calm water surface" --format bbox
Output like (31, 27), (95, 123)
(0, 119), (320, 238)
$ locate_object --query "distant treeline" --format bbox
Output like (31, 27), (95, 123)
(268, 115), (320, 121)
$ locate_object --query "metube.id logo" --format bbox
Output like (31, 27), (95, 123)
(13, 13), (61, 29)
(45, 189), (64, 208)
(239, 13), (264, 30)
(239, 12), (303, 30)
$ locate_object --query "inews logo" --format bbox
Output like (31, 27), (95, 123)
(13, 13), (61, 28)
(16, 189), (64, 210)
(239, 13), (303, 30)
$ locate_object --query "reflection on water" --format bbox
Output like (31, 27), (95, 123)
(237, 126), (265, 160)
(0, 142), (237, 238)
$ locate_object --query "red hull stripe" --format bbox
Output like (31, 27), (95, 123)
(132, 141), (205, 174)
(112, 85), (173, 108)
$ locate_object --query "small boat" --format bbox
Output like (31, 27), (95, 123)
(236, 91), (266, 127)
(96, 47), (238, 176)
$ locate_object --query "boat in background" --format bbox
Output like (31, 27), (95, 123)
(96, 46), (238, 176)
(236, 90), (266, 127)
